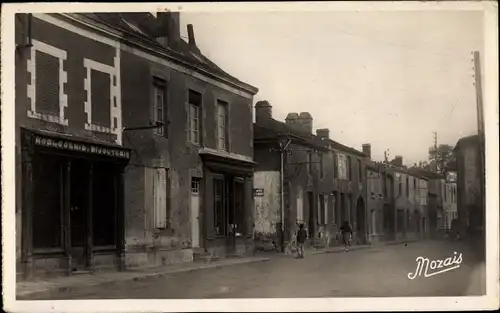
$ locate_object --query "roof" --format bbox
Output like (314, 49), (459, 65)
(454, 134), (480, 151)
(407, 168), (444, 180)
(72, 13), (258, 95)
(254, 118), (367, 157)
(254, 119), (328, 151)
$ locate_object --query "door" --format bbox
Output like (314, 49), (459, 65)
(70, 158), (89, 270)
(225, 178), (236, 254)
(233, 180), (245, 238)
(307, 191), (315, 239)
(190, 179), (200, 248)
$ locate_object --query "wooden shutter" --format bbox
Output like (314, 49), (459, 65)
(154, 168), (167, 229)
(324, 196), (328, 225)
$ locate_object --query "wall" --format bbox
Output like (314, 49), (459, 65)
(15, 14), (122, 269)
(253, 171), (281, 247)
(120, 34), (254, 267)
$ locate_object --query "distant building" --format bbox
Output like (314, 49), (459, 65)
(253, 101), (368, 252)
(454, 134), (484, 237)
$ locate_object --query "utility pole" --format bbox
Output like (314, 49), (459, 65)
(472, 50), (485, 233)
(271, 138), (292, 252)
(432, 131), (439, 173)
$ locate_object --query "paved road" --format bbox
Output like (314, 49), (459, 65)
(46, 240), (486, 299)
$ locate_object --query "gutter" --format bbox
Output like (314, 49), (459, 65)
(56, 13), (259, 96)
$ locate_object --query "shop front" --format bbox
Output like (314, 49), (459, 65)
(200, 151), (255, 258)
(20, 129), (130, 279)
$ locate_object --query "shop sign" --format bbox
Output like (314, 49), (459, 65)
(253, 188), (264, 197)
(34, 135), (130, 159)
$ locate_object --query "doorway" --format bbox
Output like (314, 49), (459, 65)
(190, 178), (200, 248)
(70, 158), (90, 271)
(356, 197), (366, 244)
(307, 191), (315, 239)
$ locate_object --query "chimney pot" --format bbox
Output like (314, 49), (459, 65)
(187, 24), (196, 46)
(298, 112), (313, 134)
(316, 128), (330, 139)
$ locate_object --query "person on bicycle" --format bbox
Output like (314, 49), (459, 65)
(340, 221), (353, 252)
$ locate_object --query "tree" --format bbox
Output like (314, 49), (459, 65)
(428, 144), (454, 174)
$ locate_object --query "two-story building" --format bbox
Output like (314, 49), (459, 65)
(442, 170), (458, 231)
(15, 13), (132, 279)
(253, 101), (368, 252)
(15, 12), (258, 279)
(390, 156), (429, 241)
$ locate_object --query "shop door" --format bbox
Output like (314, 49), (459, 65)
(225, 179), (236, 255)
(70, 159), (89, 271)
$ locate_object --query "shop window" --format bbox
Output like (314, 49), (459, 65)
(214, 178), (226, 236)
(32, 155), (63, 249)
(93, 162), (117, 246)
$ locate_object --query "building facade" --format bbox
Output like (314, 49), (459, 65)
(15, 12), (259, 279)
(454, 135), (483, 238)
(253, 101), (368, 252)
(15, 13), (131, 279)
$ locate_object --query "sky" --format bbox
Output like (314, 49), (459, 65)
(179, 10), (484, 165)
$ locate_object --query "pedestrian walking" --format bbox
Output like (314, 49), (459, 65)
(340, 221), (353, 252)
(296, 224), (307, 258)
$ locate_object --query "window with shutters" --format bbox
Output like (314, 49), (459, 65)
(217, 100), (229, 151)
(153, 78), (167, 136)
(333, 152), (338, 179)
(347, 155), (352, 181)
(358, 159), (362, 181)
(188, 90), (202, 145)
(83, 57), (120, 137)
(27, 40), (68, 125)
(154, 168), (169, 229)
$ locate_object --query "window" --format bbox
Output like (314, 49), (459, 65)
(217, 100), (229, 151)
(154, 168), (169, 229)
(347, 156), (352, 181)
(398, 180), (402, 197)
(318, 194), (326, 225)
(191, 179), (200, 194)
(405, 176), (409, 197)
(333, 152), (338, 179)
(188, 90), (202, 144)
(27, 40), (68, 125)
(297, 189), (304, 223)
(307, 152), (313, 175)
(153, 78), (166, 136)
(338, 153), (347, 180)
(214, 178), (226, 236)
(319, 153), (324, 179)
(358, 159), (362, 181)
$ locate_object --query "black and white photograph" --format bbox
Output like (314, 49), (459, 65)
(1, 1), (498, 312)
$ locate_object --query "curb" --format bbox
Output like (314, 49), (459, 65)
(17, 257), (270, 300)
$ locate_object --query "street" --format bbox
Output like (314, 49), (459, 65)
(41, 240), (485, 300)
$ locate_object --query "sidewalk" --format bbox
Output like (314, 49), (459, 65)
(17, 256), (270, 300)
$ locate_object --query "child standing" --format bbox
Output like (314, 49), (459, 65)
(296, 224), (307, 258)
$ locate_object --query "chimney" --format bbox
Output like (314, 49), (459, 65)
(285, 113), (302, 132)
(362, 144), (372, 159)
(393, 155), (403, 167)
(298, 112), (313, 134)
(187, 24), (197, 47)
(316, 128), (330, 140)
(155, 12), (180, 49)
(255, 101), (272, 123)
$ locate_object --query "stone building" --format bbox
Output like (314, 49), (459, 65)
(253, 101), (368, 252)
(14, 12), (258, 279)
